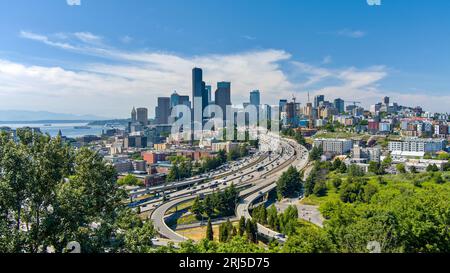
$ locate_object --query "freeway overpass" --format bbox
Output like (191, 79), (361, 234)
(129, 151), (269, 200)
(150, 135), (306, 243)
(235, 138), (309, 243)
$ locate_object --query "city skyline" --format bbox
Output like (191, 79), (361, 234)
(0, 0), (450, 118)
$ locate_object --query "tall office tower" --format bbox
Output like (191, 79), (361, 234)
(170, 91), (180, 108)
(314, 95), (325, 108)
(383, 96), (390, 105)
(155, 97), (170, 125)
(261, 104), (272, 121)
(179, 95), (191, 108)
(286, 102), (296, 125)
(131, 107), (137, 122)
(334, 98), (345, 113)
(279, 99), (288, 112)
(205, 85), (212, 104)
(136, 108), (149, 126)
(215, 81), (232, 120)
(192, 67), (204, 113)
(201, 81), (208, 112)
(250, 90), (261, 106)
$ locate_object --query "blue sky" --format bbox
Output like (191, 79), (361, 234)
(0, 0), (449, 118)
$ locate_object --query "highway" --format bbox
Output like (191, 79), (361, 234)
(129, 150), (268, 200)
(138, 137), (285, 212)
(150, 134), (307, 243)
(235, 138), (309, 243)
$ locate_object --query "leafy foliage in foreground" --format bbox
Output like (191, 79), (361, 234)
(0, 130), (154, 253)
(166, 170), (450, 253)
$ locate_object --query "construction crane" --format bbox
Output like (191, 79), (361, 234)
(344, 100), (362, 107)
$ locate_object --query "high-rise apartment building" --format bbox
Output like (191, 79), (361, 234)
(388, 138), (446, 154)
(313, 138), (353, 155)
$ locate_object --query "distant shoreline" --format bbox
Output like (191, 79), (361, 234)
(0, 119), (129, 125)
(0, 120), (92, 124)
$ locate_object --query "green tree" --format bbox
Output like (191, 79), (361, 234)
(238, 217), (246, 237)
(245, 219), (258, 243)
(348, 164), (365, 177)
(426, 164), (439, 172)
(267, 205), (279, 231)
(368, 161), (380, 174)
(206, 219), (214, 241)
(331, 178), (343, 192)
(191, 196), (203, 217)
(276, 166), (303, 198)
(309, 146), (323, 161)
(332, 158), (342, 171)
(396, 163), (407, 174)
(117, 174), (143, 187)
(282, 226), (335, 253)
(0, 129), (132, 253)
(313, 179), (328, 197)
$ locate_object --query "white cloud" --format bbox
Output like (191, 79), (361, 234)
(20, 31), (76, 50)
(242, 35), (256, 41)
(322, 55), (332, 64)
(337, 29), (366, 38)
(2, 30), (448, 118)
(120, 35), (133, 44)
(66, 0), (81, 6)
(73, 32), (102, 44)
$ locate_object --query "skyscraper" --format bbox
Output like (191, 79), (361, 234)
(201, 81), (208, 113)
(179, 95), (191, 108)
(170, 91), (180, 108)
(314, 95), (325, 108)
(131, 107), (137, 122)
(136, 108), (148, 126)
(205, 85), (212, 104)
(215, 82), (231, 120)
(286, 102), (296, 125)
(279, 99), (288, 112)
(334, 98), (345, 114)
(192, 67), (204, 110)
(250, 90), (261, 106)
(155, 97), (170, 125)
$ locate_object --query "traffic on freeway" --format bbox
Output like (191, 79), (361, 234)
(149, 134), (308, 243)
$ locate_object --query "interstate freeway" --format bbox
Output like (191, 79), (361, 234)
(149, 134), (309, 243)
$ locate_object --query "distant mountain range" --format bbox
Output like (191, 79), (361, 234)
(0, 110), (108, 122)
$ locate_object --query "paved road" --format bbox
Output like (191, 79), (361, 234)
(130, 151), (268, 199)
(150, 134), (295, 242)
(236, 138), (309, 242)
(138, 146), (279, 212)
(275, 202), (324, 227)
